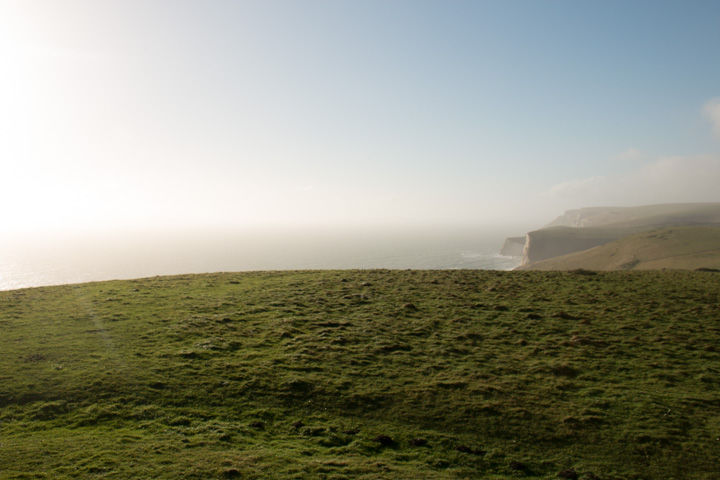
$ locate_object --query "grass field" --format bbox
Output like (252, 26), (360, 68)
(2, 270), (719, 479)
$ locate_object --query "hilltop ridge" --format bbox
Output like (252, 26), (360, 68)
(542, 203), (720, 229)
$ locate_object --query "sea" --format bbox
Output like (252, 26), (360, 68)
(0, 227), (522, 291)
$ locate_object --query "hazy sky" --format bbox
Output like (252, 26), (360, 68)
(2, 0), (720, 235)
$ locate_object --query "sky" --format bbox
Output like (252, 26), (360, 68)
(1, 0), (720, 236)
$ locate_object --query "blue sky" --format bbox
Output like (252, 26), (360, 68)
(1, 0), (719, 234)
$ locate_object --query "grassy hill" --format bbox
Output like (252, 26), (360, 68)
(520, 226), (720, 271)
(520, 226), (646, 265)
(2, 270), (720, 479)
(518, 203), (720, 267)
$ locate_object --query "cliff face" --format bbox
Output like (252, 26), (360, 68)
(519, 226), (720, 271)
(515, 203), (720, 269)
(520, 228), (624, 266)
(500, 236), (525, 256)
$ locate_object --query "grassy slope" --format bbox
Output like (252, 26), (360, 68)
(521, 226), (720, 271)
(2, 270), (720, 479)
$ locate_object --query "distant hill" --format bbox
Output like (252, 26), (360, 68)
(519, 226), (720, 271)
(510, 203), (720, 268)
(542, 203), (720, 229)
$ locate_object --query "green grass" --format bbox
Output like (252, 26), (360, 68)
(2, 270), (720, 479)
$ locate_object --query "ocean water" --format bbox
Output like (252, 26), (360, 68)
(0, 227), (522, 291)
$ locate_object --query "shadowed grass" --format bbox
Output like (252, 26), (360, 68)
(1, 270), (719, 479)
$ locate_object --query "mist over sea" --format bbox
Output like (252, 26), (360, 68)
(0, 227), (522, 291)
